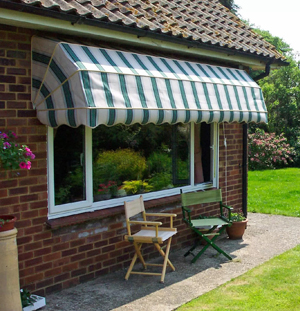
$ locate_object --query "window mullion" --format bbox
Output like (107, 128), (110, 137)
(190, 122), (195, 186)
(86, 127), (93, 205)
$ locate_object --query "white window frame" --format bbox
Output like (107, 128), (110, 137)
(47, 123), (219, 219)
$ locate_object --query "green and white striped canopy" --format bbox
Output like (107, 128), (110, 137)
(31, 37), (267, 128)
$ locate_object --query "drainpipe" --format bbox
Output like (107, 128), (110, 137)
(242, 61), (272, 218)
(242, 123), (248, 218)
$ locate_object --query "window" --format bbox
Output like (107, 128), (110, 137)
(48, 123), (218, 218)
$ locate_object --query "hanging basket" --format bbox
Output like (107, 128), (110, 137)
(0, 215), (17, 232)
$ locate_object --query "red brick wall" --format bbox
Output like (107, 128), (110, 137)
(0, 24), (244, 297)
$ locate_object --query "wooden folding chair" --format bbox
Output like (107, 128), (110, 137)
(181, 189), (233, 263)
(124, 195), (177, 283)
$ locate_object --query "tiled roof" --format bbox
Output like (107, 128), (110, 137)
(2, 0), (285, 63)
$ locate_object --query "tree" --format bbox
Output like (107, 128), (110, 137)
(219, 0), (239, 14)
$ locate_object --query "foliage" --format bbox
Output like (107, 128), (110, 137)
(146, 150), (172, 175)
(0, 218), (9, 228)
(148, 172), (172, 191)
(122, 180), (152, 195)
(55, 184), (72, 205)
(20, 289), (37, 308)
(252, 28), (292, 57)
(248, 129), (295, 170)
(94, 149), (147, 186)
(248, 168), (300, 217)
(230, 211), (246, 222)
(218, 0), (239, 15)
(97, 180), (119, 196)
(0, 130), (35, 171)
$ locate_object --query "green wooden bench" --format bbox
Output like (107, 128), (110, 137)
(181, 189), (233, 263)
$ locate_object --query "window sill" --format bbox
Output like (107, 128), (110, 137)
(46, 194), (181, 230)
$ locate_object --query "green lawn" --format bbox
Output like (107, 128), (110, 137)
(177, 168), (300, 311)
(177, 245), (300, 311)
(248, 168), (300, 217)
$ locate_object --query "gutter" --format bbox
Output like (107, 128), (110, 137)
(242, 61), (272, 218)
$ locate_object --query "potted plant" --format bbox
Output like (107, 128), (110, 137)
(0, 215), (17, 232)
(21, 289), (46, 311)
(226, 211), (248, 240)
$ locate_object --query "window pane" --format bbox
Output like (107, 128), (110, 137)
(92, 123), (190, 202)
(194, 123), (211, 183)
(54, 125), (86, 205)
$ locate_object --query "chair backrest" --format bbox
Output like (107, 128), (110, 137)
(181, 189), (222, 207)
(124, 195), (145, 220)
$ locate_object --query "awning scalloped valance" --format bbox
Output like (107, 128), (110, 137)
(31, 36), (267, 128)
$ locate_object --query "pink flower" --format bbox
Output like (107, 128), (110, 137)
(26, 161), (31, 170)
(19, 162), (27, 169)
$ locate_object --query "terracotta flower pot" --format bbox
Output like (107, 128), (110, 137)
(226, 219), (248, 240)
(0, 215), (17, 232)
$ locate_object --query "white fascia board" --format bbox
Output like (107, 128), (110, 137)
(0, 8), (267, 69)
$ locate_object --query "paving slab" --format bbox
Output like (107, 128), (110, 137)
(43, 213), (300, 311)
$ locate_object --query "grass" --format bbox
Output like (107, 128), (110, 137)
(177, 245), (300, 311)
(248, 168), (300, 217)
(177, 167), (300, 311)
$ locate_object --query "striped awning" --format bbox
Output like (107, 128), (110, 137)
(31, 37), (268, 128)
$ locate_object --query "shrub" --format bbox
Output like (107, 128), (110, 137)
(122, 180), (152, 195)
(248, 129), (296, 170)
(94, 149), (147, 190)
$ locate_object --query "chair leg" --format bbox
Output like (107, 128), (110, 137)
(125, 252), (137, 280)
(154, 241), (175, 271)
(160, 237), (173, 283)
(190, 228), (232, 263)
(125, 243), (146, 280)
(133, 242), (147, 269)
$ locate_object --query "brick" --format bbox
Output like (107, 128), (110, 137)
(52, 242), (70, 252)
(45, 267), (62, 278)
(34, 247), (52, 257)
(0, 57), (16, 66)
(25, 272), (44, 284)
(35, 262), (52, 273)
(24, 241), (43, 252)
(17, 110), (36, 118)
(25, 257), (43, 268)
(7, 67), (27, 75)
(78, 244), (93, 253)
(0, 74), (15, 83)
(62, 248), (77, 257)
(70, 253), (86, 262)
(32, 231), (51, 242)
(43, 252), (62, 262)
(79, 272), (95, 283)
(71, 268), (86, 278)
(62, 263), (79, 273)
(24, 225), (43, 235)
(7, 101), (27, 109)
(7, 50), (27, 58)
(54, 272), (70, 283)
(19, 266), (35, 278)
(36, 278), (54, 290)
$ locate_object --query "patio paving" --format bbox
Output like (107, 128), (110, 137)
(43, 213), (300, 311)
